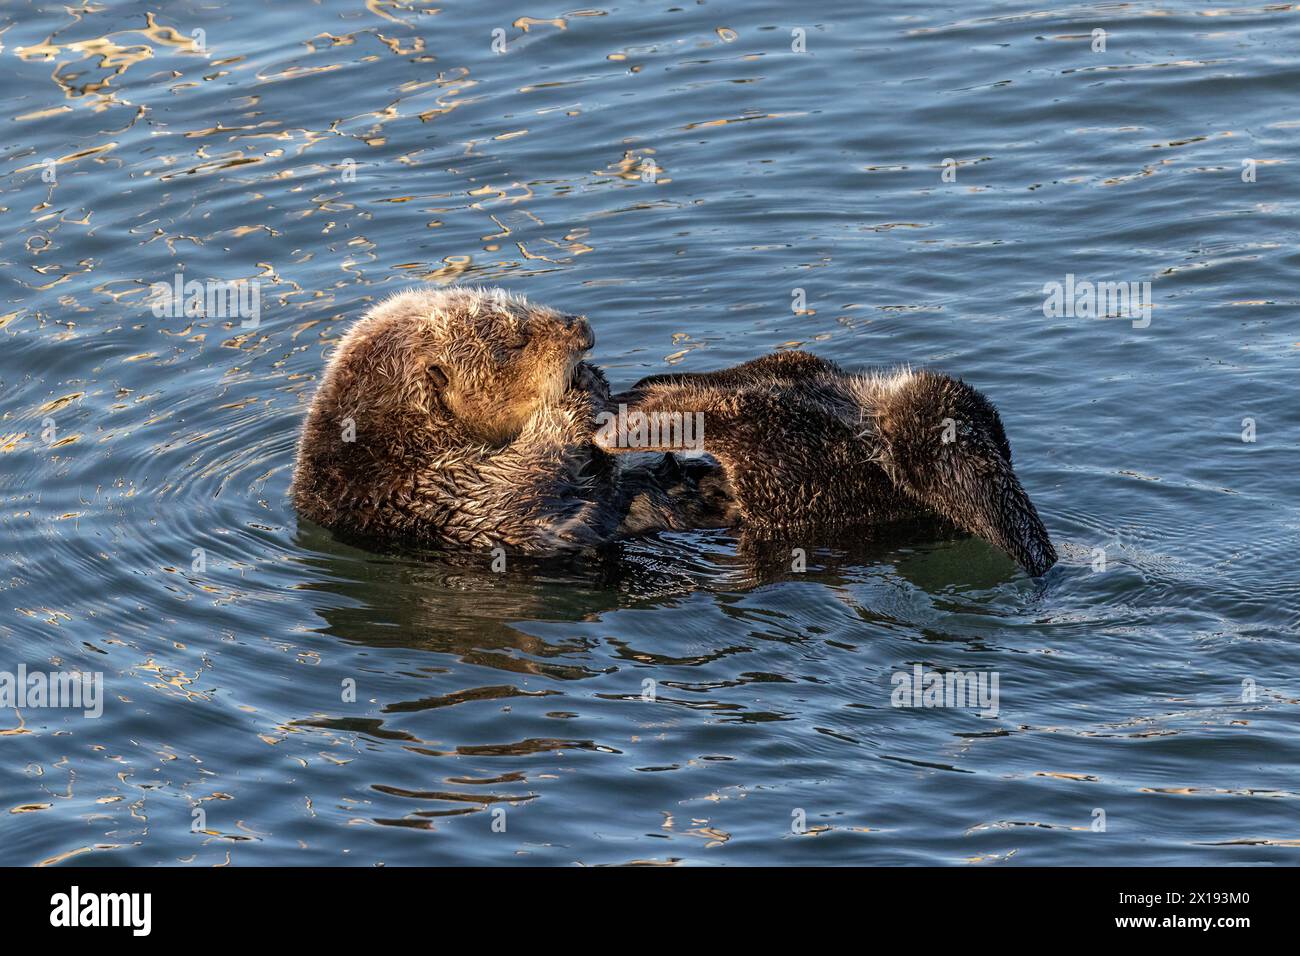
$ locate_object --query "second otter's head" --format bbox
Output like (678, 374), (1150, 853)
(317, 286), (595, 447)
(869, 369), (1058, 577)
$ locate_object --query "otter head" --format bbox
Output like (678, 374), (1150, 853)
(871, 370), (1057, 577)
(321, 286), (595, 448)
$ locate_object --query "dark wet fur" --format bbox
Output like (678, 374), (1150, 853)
(605, 351), (1057, 576)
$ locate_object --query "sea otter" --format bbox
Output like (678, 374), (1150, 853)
(597, 352), (1058, 576)
(291, 287), (728, 553)
(293, 287), (1055, 576)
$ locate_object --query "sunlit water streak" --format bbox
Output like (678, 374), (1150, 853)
(0, 0), (1297, 865)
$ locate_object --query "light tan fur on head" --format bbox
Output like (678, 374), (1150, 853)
(323, 285), (594, 446)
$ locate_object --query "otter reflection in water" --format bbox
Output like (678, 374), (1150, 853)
(292, 287), (1056, 576)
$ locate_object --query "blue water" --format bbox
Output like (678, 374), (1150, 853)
(1, 0), (1297, 866)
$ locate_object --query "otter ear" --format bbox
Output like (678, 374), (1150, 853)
(427, 364), (449, 389)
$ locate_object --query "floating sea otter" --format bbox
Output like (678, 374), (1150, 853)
(290, 287), (728, 553)
(292, 287), (1056, 576)
(599, 352), (1058, 576)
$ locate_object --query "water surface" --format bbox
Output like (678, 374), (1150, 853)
(1, 0), (1298, 866)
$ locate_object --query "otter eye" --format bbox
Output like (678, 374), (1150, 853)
(427, 364), (449, 389)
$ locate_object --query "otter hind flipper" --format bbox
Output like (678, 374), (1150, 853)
(865, 369), (1057, 576)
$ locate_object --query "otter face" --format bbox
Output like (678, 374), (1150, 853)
(330, 287), (595, 447)
(433, 301), (594, 445)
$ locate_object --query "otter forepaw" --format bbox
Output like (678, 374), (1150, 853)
(570, 361), (611, 403)
(545, 387), (603, 445)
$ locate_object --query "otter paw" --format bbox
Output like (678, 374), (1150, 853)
(570, 361), (611, 402)
(563, 386), (601, 422)
(535, 388), (600, 445)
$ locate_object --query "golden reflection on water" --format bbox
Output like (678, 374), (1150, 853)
(0, 0), (756, 414)
(16, 10), (205, 105)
